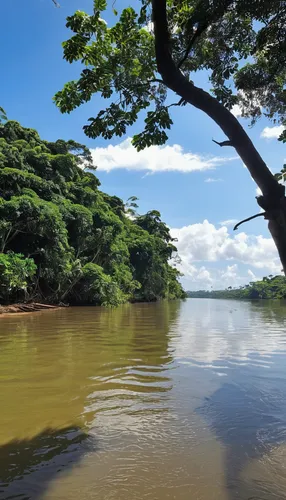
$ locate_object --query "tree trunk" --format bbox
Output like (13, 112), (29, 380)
(152, 0), (286, 274)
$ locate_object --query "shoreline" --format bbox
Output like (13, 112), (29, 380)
(0, 303), (64, 318)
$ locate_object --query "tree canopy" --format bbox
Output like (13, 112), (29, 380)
(0, 119), (185, 305)
(54, 0), (286, 272)
(54, 0), (285, 146)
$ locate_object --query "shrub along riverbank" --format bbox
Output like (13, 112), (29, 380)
(0, 120), (186, 307)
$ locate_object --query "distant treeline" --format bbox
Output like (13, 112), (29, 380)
(187, 275), (286, 300)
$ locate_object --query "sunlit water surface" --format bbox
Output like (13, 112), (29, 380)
(1, 299), (286, 499)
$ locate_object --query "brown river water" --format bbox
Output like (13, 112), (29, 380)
(1, 299), (286, 500)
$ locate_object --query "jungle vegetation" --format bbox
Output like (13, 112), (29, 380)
(0, 120), (186, 306)
(187, 275), (286, 300)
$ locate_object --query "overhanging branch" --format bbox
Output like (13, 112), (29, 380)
(151, 0), (283, 199)
(233, 213), (266, 231)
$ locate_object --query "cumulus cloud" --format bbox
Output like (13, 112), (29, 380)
(173, 220), (280, 271)
(170, 220), (281, 289)
(260, 125), (284, 140)
(91, 138), (238, 173)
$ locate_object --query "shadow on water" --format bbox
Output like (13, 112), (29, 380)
(193, 299), (286, 499)
(198, 366), (286, 500)
(0, 426), (94, 500)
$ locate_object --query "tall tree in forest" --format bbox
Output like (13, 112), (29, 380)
(54, 0), (286, 271)
(0, 119), (185, 304)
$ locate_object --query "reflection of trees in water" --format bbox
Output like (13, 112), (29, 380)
(249, 299), (286, 325)
(198, 379), (286, 500)
(0, 302), (182, 433)
(130, 301), (181, 362)
(0, 302), (182, 498)
(0, 426), (92, 500)
(83, 301), (182, 434)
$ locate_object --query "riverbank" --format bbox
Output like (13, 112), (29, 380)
(0, 303), (63, 317)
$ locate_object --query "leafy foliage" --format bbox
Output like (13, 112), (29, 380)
(187, 275), (286, 300)
(55, 1), (286, 145)
(0, 252), (36, 303)
(0, 120), (185, 305)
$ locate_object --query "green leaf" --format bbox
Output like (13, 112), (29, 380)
(93, 0), (107, 12)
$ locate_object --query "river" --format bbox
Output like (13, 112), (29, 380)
(1, 299), (286, 499)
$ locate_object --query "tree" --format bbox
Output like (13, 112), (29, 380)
(0, 253), (36, 303)
(186, 274), (286, 299)
(54, 0), (286, 271)
(0, 119), (185, 304)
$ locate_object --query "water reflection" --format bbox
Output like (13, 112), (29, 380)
(0, 302), (181, 499)
(199, 380), (286, 499)
(173, 299), (286, 366)
(1, 299), (286, 499)
(176, 299), (286, 500)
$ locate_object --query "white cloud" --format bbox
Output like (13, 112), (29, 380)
(204, 177), (223, 183)
(231, 104), (242, 118)
(247, 269), (258, 281)
(91, 138), (238, 173)
(220, 264), (239, 284)
(220, 219), (239, 227)
(260, 125), (284, 140)
(170, 220), (282, 289)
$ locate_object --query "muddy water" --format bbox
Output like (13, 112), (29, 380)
(1, 299), (286, 499)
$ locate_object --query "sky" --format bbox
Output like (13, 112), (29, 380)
(1, 0), (285, 290)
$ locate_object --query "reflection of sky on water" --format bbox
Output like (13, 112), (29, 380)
(2, 300), (286, 500)
(171, 299), (286, 367)
(168, 299), (286, 500)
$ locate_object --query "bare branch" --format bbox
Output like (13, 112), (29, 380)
(233, 212), (266, 231)
(212, 139), (234, 147)
(167, 98), (187, 109)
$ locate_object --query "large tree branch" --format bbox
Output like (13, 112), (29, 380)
(151, 0), (284, 199)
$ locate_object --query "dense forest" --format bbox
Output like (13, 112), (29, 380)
(187, 275), (286, 300)
(0, 120), (186, 306)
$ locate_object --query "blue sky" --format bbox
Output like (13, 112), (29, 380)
(1, 0), (285, 289)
